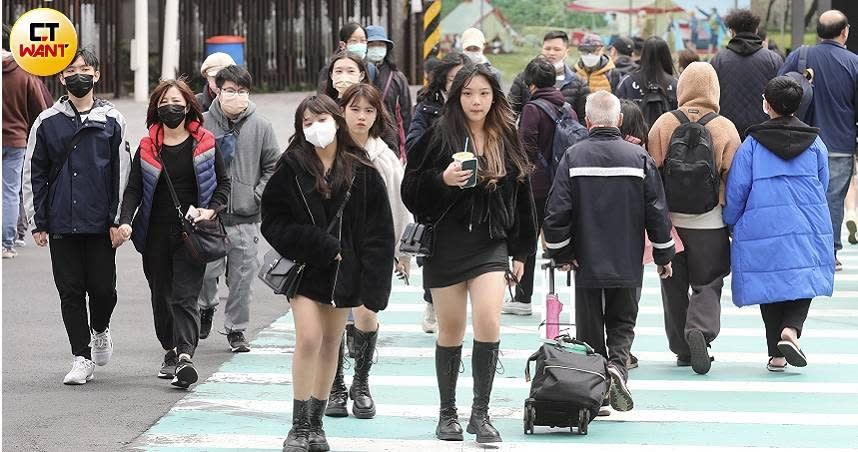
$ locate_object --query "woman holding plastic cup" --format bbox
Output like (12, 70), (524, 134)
(402, 64), (537, 444)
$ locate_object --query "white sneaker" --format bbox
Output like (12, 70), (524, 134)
(63, 356), (95, 385)
(2, 248), (17, 259)
(501, 300), (532, 316)
(90, 328), (113, 366)
(14, 239), (26, 247)
(422, 302), (437, 334)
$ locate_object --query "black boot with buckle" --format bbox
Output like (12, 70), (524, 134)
(325, 337), (349, 417)
(349, 327), (378, 419)
(466, 340), (502, 443)
(435, 343), (464, 441)
(282, 399), (311, 452)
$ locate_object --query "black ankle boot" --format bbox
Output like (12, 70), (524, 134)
(283, 399), (311, 452)
(435, 343), (464, 441)
(349, 327), (378, 419)
(466, 340), (502, 443)
(325, 337), (349, 417)
(307, 397), (329, 452)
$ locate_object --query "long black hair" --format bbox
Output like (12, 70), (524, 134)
(285, 95), (369, 198)
(637, 37), (675, 92)
(337, 22), (365, 51)
(432, 64), (531, 185)
(619, 99), (648, 148)
(416, 51), (472, 104)
(324, 51), (368, 100)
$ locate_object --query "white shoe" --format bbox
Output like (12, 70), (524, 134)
(63, 356), (95, 385)
(14, 239), (26, 248)
(422, 302), (437, 334)
(90, 328), (113, 366)
(501, 300), (532, 316)
(2, 248), (17, 259)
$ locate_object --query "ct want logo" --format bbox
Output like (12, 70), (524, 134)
(10, 8), (78, 76)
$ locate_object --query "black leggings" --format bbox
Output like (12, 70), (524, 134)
(760, 299), (811, 357)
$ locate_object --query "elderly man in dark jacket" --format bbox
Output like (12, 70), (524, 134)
(544, 91), (675, 413)
(711, 9), (783, 140)
(509, 31), (589, 119)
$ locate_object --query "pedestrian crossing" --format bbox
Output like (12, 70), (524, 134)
(134, 234), (858, 451)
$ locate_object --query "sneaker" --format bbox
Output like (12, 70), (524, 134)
(171, 356), (198, 388)
(90, 328), (113, 366)
(63, 356), (95, 385)
(14, 239), (26, 248)
(686, 329), (712, 375)
(199, 307), (215, 339)
(422, 302), (437, 334)
(158, 350), (178, 379)
(847, 219), (858, 245)
(607, 365), (633, 412)
(627, 353), (639, 370)
(835, 258), (843, 272)
(227, 331), (251, 353)
(2, 248), (17, 259)
(501, 300), (532, 316)
(597, 397), (611, 417)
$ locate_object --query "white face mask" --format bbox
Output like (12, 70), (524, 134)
(553, 59), (566, 71)
(762, 100), (770, 116)
(303, 120), (337, 149)
(464, 51), (487, 65)
(366, 46), (387, 63)
(346, 43), (367, 59)
(580, 53), (601, 68)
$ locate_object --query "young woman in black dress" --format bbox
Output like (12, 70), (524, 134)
(261, 95), (395, 452)
(402, 64), (537, 444)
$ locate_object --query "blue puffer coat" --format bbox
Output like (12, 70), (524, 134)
(723, 116), (835, 307)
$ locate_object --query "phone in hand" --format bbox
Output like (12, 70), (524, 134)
(395, 257), (410, 285)
(185, 205), (200, 221)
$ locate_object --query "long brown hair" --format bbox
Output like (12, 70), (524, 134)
(434, 64), (531, 186)
(145, 78), (204, 128)
(340, 83), (394, 140)
(285, 94), (369, 198)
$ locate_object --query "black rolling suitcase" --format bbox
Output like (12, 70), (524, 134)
(523, 334), (609, 435)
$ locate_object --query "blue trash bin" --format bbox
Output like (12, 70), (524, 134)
(205, 36), (246, 66)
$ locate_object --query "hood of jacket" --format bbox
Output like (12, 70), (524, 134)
(677, 61), (720, 112)
(726, 32), (764, 56)
(3, 51), (18, 72)
(49, 96), (118, 123)
(747, 115), (819, 160)
(530, 87), (565, 106)
(577, 55), (615, 75)
(207, 95), (258, 129)
(613, 55), (639, 72)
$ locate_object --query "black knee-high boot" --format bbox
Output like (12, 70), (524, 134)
(349, 327), (378, 418)
(325, 336), (348, 417)
(283, 399), (311, 452)
(435, 343), (464, 441)
(467, 340), (502, 443)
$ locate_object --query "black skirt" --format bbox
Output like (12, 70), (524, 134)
(423, 216), (509, 288)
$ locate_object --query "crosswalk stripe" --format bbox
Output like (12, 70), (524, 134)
(378, 303), (858, 317)
(206, 373), (858, 394)
(263, 322), (858, 338)
(138, 433), (858, 451)
(171, 398), (858, 426)
(246, 346), (858, 365)
(389, 285), (858, 298)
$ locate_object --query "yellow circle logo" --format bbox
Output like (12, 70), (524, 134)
(10, 8), (78, 76)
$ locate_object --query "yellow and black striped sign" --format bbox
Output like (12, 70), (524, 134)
(423, 0), (441, 60)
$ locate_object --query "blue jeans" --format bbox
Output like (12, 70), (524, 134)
(827, 155), (855, 253)
(2, 147), (26, 249)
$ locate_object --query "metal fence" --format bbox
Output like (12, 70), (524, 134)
(4, 0), (121, 98)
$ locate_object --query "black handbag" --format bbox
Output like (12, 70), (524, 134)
(158, 152), (229, 264)
(258, 179), (355, 297)
(399, 201), (457, 257)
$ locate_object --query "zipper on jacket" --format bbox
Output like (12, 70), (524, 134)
(543, 365), (607, 381)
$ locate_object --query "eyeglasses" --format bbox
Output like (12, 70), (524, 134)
(221, 88), (250, 98)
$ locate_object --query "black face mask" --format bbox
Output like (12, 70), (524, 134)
(158, 104), (187, 130)
(64, 73), (94, 98)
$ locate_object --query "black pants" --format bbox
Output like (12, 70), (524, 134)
(49, 233), (117, 359)
(660, 227), (730, 358)
(760, 299), (811, 357)
(142, 222), (206, 357)
(575, 287), (639, 380)
(515, 197), (547, 304)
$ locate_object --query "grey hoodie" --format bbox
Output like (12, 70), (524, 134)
(203, 98), (280, 225)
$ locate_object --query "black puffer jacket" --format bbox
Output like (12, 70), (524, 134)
(260, 151), (395, 311)
(402, 130), (538, 263)
(613, 55), (639, 77)
(405, 93), (443, 153)
(711, 32), (784, 139)
(509, 64), (589, 119)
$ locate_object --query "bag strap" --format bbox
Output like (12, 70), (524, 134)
(155, 146), (189, 224)
(798, 45), (809, 74)
(670, 110), (690, 124)
(325, 176), (357, 234)
(529, 98), (560, 123)
(382, 71), (396, 100)
(47, 132), (84, 187)
(697, 112), (719, 126)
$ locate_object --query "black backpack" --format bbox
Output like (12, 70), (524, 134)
(631, 74), (674, 130)
(784, 46), (814, 123)
(662, 110), (720, 214)
(528, 98), (589, 183)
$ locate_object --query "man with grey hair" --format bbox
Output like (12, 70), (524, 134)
(544, 91), (675, 412)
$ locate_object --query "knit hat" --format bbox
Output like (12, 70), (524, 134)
(200, 52), (236, 78)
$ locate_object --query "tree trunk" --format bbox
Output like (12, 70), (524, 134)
(805, 0), (819, 28)
(765, 0), (777, 28)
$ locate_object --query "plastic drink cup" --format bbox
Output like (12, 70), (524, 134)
(452, 151), (477, 188)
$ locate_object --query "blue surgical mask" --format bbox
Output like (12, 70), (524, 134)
(366, 46), (387, 63)
(347, 43), (367, 59)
